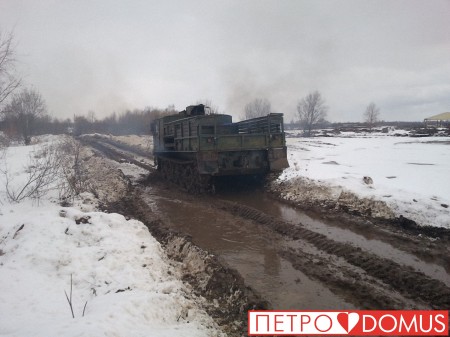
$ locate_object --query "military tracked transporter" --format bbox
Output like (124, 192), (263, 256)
(151, 104), (289, 191)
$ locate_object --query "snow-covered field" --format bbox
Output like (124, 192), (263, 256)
(0, 137), (220, 337)
(277, 131), (450, 228)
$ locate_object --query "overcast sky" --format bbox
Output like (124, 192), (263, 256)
(1, 0), (449, 122)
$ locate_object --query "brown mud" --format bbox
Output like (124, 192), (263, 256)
(106, 188), (268, 336)
(215, 199), (450, 309)
(86, 136), (450, 335)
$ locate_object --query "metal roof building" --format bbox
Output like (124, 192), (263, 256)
(424, 112), (450, 122)
(424, 112), (450, 126)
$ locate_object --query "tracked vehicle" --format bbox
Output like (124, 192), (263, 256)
(151, 104), (288, 191)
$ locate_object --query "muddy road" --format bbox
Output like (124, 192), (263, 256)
(142, 181), (354, 310)
(84, 136), (450, 334)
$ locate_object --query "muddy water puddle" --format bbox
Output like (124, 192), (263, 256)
(143, 186), (354, 310)
(218, 188), (450, 286)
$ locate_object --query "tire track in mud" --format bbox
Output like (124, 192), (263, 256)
(280, 247), (420, 310)
(80, 137), (155, 171)
(107, 189), (268, 337)
(216, 200), (450, 309)
(85, 137), (450, 314)
(96, 137), (153, 159)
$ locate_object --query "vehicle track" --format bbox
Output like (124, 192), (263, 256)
(215, 200), (450, 309)
(85, 136), (450, 332)
(107, 191), (268, 336)
(80, 136), (154, 171)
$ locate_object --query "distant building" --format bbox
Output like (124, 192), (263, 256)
(424, 112), (450, 127)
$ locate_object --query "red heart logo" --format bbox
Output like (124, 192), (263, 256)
(337, 312), (348, 332)
(337, 312), (359, 333)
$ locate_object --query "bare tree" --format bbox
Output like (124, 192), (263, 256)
(364, 102), (380, 130)
(0, 30), (21, 107)
(243, 98), (272, 119)
(87, 110), (96, 123)
(2, 88), (47, 144)
(297, 91), (327, 137)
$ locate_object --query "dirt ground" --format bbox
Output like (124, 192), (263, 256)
(80, 136), (450, 336)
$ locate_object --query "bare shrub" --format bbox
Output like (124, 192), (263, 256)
(1, 144), (63, 202)
(58, 138), (92, 201)
(0, 137), (121, 205)
(0, 142), (7, 162)
(64, 274), (88, 318)
(58, 137), (129, 205)
(0, 132), (10, 149)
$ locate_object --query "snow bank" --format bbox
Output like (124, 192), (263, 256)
(0, 137), (220, 337)
(274, 135), (450, 228)
(112, 134), (153, 152)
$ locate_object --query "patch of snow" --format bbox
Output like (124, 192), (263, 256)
(0, 136), (221, 336)
(112, 135), (153, 152)
(277, 136), (450, 228)
(117, 162), (149, 182)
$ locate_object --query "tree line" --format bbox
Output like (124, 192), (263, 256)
(243, 94), (380, 136)
(0, 30), (180, 143)
(1, 29), (382, 144)
(71, 106), (177, 136)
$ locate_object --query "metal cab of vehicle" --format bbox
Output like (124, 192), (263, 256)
(152, 104), (289, 177)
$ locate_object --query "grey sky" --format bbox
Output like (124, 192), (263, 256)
(1, 0), (449, 122)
